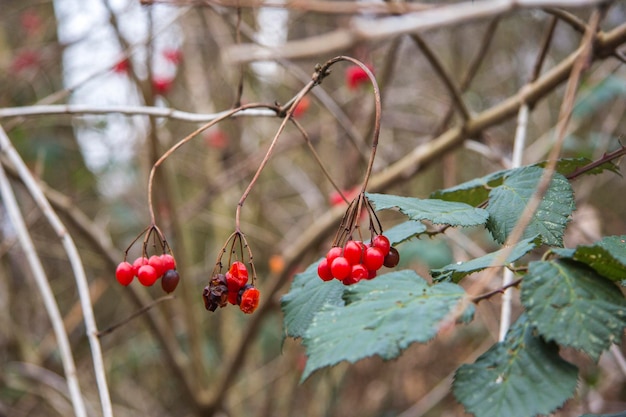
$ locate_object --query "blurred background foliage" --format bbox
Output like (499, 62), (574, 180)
(0, 0), (625, 416)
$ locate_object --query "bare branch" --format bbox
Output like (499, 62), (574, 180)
(0, 125), (113, 417)
(224, 0), (610, 63)
(0, 104), (275, 122)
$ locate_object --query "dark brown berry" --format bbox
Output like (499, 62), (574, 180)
(161, 269), (180, 293)
(383, 246), (400, 268)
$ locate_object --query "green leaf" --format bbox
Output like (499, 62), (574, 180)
(486, 166), (574, 246)
(281, 260), (345, 339)
(366, 193), (489, 227)
(522, 259), (626, 360)
(430, 169), (508, 206)
(431, 236), (540, 283)
(431, 158), (616, 207)
(383, 220), (427, 245)
(453, 315), (578, 417)
(544, 157), (620, 178)
(552, 235), (626, 281)
(301, 270), (471, 380)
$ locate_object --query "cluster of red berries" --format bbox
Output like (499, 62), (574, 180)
(115, 254), (180, 293)
(203, 261), (260, 314)
(317, 235), (399, 285)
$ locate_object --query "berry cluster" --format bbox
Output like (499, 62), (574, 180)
(115, 253), (180, 293)
(203, 261), (260, 314)
(317, 234), (399, 285)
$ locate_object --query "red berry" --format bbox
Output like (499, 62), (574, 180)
(162, 48), (182, 64)
(383, 247), (400, 268)
(317, 258), (334, 281)
(228, 261), (249, 287)
(132, 257), (148, 276)
(367, 269), (377, 279)
(330, 257), (351, 280)
(345, 65), (370, 90)
(137, 265), (159, 286)
(115, 261), (134, 286)
(160, 254), (176, 271)
(344, 264), (368, 285)
(292, 96), (310, 118)
(227, 279), (240, 305)
(343, 240), (364, 265)
(326, 247), (343, 264)
(204, 129), (228, 149)
(148, 255), (165, 277)
(372, 235), (391, 256)
(363, 247), (385, 271)
(113, 58), (129, 73)
(161, 269), (180, 293)
(152, 77), (173, 95)
(239, 286), (260, 314)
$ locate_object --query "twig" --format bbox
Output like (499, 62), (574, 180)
(410, 34), (471, 121)
(565, 145), (626, 180)
(472, 278), (524, 304)
(0, 104), (276, 122)
(97, 295), (176, 337)
(223, 0), (610, 63)
(0, 125), (113, 417)
(140, 0), (434, 14)
(435, 17), (501, 134)
(0, 143), (88, 417)
(499, 103), (530, 341)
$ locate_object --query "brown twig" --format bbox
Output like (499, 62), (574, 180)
(96, 295), (176, 337)
(472, 278), (523, 303)
(410, 34), (471, 121)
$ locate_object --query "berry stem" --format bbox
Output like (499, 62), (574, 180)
(147, 103), (278, 225)
(234, 86), (315, 231)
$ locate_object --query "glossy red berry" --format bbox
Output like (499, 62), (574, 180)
(137, 265), (159, 286)
(363, 247), (385, 271)
(372, 235), (391, 256)
(161, 269), (180, 293)
(160, 254), (176, 271)
(330, 256), (351, 280)
(317, 258), (334, 281)
(343, 240), (364, 265)
(239, 286), (260, 314)
(383, 246), (400, 268)
(115, 261), (134, 286)
(132, 257), (148, 276)
(148, 255), (165, 277)
(344, 264), (368, 285)
(326, 247), (343, 264)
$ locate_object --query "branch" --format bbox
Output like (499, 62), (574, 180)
(0, 104), (275, 122)
(223, 0), (610, 63)
(141, 0), (434, 14)
(410, 34), (471, 121)
(0, 124), (113, 417)
(0, 145), (88, 417)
